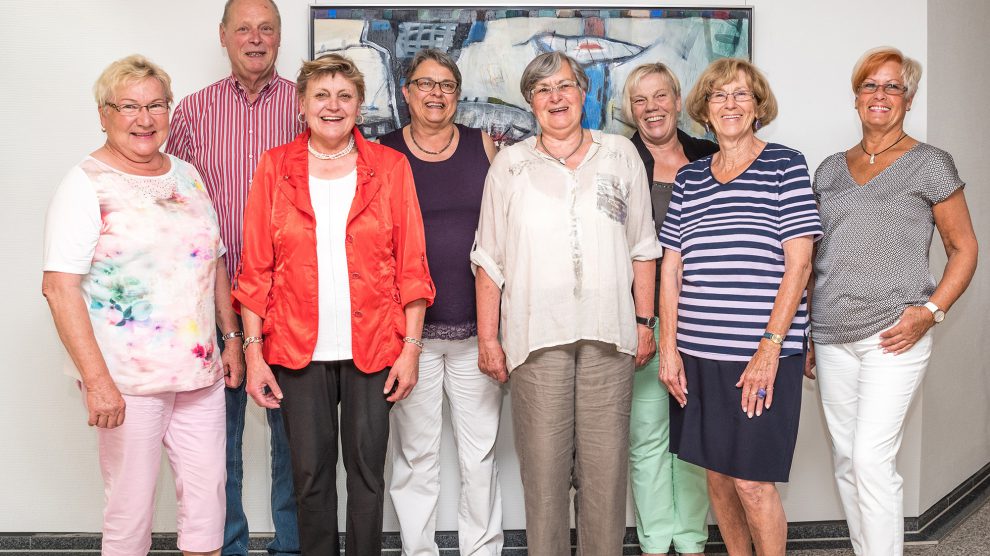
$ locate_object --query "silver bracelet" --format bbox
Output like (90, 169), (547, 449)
(221, 330), (244, 342)
(242, 336), (264, 354)
(402, 336), (424, 349)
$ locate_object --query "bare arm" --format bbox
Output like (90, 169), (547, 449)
(42, 271), (125, 428)
(476, 267), (508, 383)
(384, 298), (428, 402)
(737, 236), (814, 417)
(481, 131), (499, 163)
(242, 305), (281, 409)
(879, 190), (978, 353)
(804, 242), (818, 379)
(214, 257), (244, 388)
(658, 251), (686, 406)
(632, 259), (657, 367)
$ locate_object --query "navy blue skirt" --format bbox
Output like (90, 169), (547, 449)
(669, 353), (804, 483)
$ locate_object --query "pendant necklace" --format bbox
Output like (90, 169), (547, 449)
(410, 126), (456, 155)
(539, 131), (584, 165)
(308, 136), (355, 160)
(860, 132), (907, 164)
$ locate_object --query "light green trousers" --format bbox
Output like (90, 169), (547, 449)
(629, 329), (710, 554)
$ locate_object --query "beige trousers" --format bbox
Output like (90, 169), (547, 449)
(510, 340), (634, 556)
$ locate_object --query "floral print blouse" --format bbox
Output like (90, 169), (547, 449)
(43, 156), (225, 395)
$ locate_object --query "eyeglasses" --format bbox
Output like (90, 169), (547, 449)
(409, 77), (458, 94)
(531, 80), (580, 99)
(107, 102), (170, 116)
(706, 90), (754, 104)
(857, 82), (908, 96)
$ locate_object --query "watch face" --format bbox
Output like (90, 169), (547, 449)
(648, 316), (658, 329)
(934, 310), (945, 323)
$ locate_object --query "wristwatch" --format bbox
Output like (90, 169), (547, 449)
(923, 301), (946, 324)
(636, 315), (659, 329)
(762, 331), (784, 345)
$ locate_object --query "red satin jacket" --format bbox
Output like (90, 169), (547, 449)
(232, 129), (435, 372)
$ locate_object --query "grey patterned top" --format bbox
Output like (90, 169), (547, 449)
(810, 143), (964, 344)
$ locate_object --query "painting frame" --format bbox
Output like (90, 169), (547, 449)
(308, 5), (753, 143)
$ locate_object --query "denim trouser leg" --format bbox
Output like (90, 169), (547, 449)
(223, 382), (250, 556)
(266, 407), (300, 555)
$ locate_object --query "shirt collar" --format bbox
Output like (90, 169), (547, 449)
(226, 70), (281, 103)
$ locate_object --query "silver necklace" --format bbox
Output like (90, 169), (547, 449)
(410, 126), (456, 155)
(308, 136), (355, 160)
(860, 133), (907, 164)
(539, 131), (584, 165)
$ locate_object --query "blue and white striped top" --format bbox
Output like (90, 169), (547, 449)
(659, 143), (822, 361)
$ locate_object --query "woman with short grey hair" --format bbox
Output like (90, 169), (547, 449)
(472, 50), (661, 555)
(379, 48), (502, 556)
(809, 46), (978, 556)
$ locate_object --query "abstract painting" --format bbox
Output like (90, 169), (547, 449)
(310, 7), (752, 144)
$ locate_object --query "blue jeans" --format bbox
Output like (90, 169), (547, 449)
(221, 340), (299, 555)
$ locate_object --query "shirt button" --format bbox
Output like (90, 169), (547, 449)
(353, 310), (363, 318)
(346, 234), (354, 243)
(350, 272), (359, 279)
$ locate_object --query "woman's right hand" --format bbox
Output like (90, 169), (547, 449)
(245, 350), (283, 409)
(478, 337), (509, 384)
(659, 347), (688, 407)
(85, 379), (126, 428)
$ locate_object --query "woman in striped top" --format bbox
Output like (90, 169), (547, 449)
(657, 58), (822, 555)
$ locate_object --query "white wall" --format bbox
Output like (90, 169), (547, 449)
(4, 0), (969, 534)
(921, 0), (990, 511)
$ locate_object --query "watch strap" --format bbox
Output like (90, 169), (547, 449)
(762, 331), (784, 345)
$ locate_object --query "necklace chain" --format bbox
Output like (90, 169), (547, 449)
(410, 126), (456, 155)
(861, 133), (907, 164)
(539, 131), (585, 165)
(308, 136), (355, 160)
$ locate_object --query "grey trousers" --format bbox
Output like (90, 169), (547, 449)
(510, 340), (634, 556)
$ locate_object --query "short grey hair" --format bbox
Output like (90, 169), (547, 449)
(519, 51), (589, 104)
(93, 54), (173, 109)
(405, 48), (461, 89)
(221, 0), (282, 30)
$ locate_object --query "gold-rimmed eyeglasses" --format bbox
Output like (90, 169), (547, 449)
(531, 80), (580, 100)
(106, 102), (170, 116)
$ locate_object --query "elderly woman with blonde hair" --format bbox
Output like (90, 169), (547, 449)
(658, 57), (822, 555)
(809, 46), (977, 556)
(43, 54), (236, 556)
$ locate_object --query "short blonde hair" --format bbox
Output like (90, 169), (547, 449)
(519, 51), (589, 104)
(621, 63), (681, 123)
(685, 58), (778, 130)
(851, 46), (922, 100)
(93, 54), (173, 109)
(297, 53), (365, 103)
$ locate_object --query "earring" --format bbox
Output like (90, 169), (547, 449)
(704, 122), (710, 134)
(355, 113), (365, 125)
(754, 118), (762, 131)
(101, 127), (106, 133)
(296, 113), (305, 123)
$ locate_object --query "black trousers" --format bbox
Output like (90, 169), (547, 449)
(274, 361), (392, 556)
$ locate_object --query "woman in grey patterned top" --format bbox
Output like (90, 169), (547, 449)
(808, 46), (978, 556)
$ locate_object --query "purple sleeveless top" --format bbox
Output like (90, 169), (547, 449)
(379, 124), (490, 340)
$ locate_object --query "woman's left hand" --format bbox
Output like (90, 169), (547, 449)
(879, 305), (934, 354)
(384, 345), (420, 402)
(736, 343), (780, 418)
(635, 325), (657, 367)
(222, 342), (245, 389)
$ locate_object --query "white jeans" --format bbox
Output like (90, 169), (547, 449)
(389, 337), (504, 556)
(815, 329), (933, 556)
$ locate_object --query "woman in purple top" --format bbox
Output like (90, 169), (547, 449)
(378, 48), (502, 556)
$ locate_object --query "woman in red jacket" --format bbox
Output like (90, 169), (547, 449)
(233, 53), (435, 556)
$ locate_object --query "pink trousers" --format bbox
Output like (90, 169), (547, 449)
(93, 379), (226, 556)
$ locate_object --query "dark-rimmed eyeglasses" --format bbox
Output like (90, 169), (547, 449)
(857, 82), (908, 96)
(106, 102), (170, 116)
(409, 77), (458, 94)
